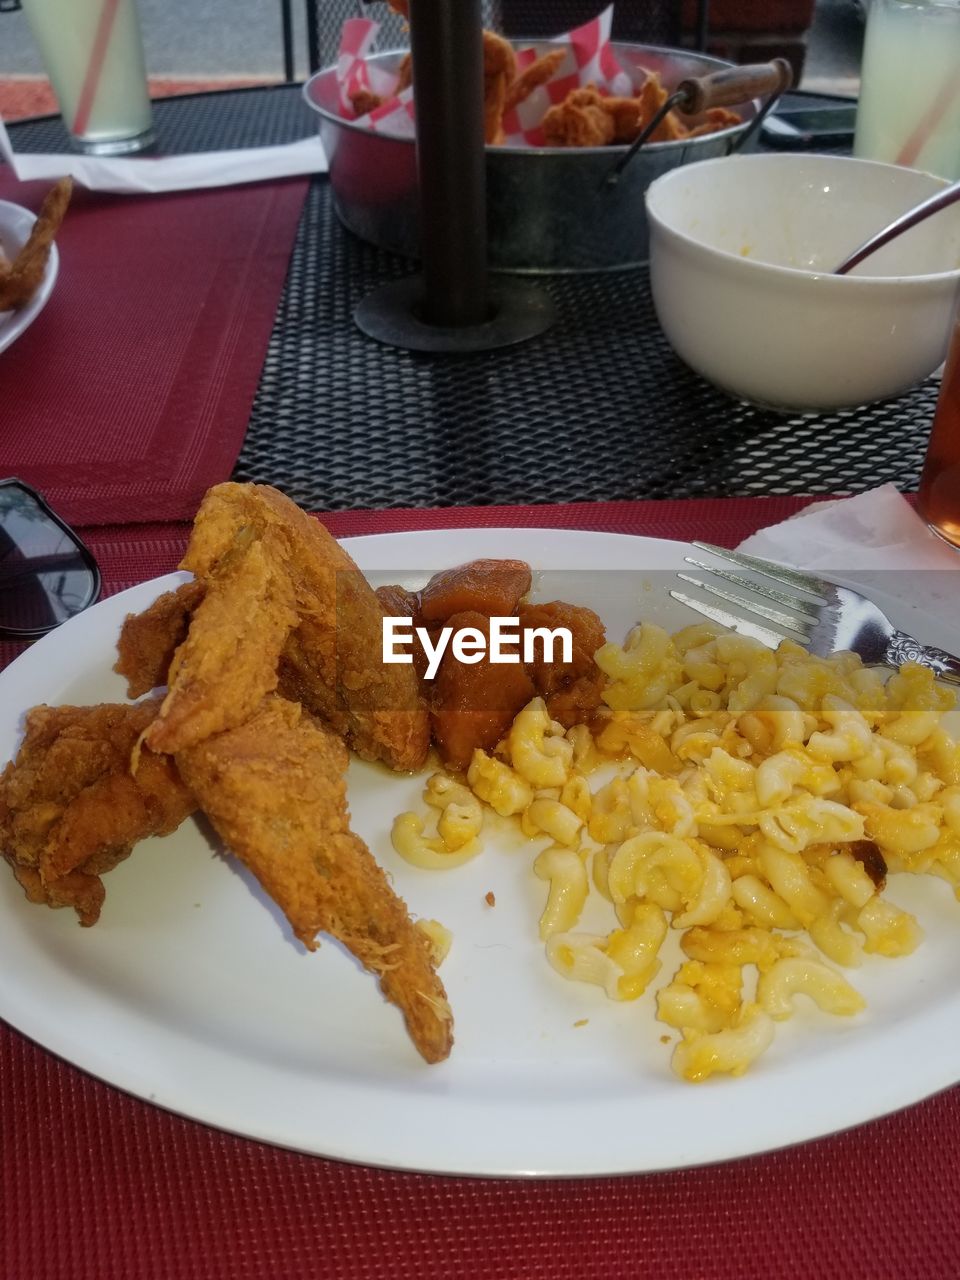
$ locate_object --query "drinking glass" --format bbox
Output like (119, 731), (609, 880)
(917, 298), (960, 547)
(21, 0), (154, 155)
(854, 0), (960, 181)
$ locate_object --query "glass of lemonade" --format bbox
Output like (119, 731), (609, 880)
(854, 0), (960, 181)
(22, 0), (154, 155)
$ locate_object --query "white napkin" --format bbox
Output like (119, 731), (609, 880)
(737, 483), (959, 632)
(0, 112), (327, 194)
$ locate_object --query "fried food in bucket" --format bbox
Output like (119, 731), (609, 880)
(543, 78), (740, 148)
(542, 86), (616, 147)
(177, 696), (453, 1064)
(504, 48), (566, 112)
(0, 176), (72, 313)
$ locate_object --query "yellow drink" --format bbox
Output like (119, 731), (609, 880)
(854, 0), (960, 180)
(22, 0), (154, 154)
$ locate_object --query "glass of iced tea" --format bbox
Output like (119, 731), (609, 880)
(917, 301), (960, 548)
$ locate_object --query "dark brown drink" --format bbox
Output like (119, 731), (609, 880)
(918, 314), (960, 549)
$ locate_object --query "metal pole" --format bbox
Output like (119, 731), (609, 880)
(280, 0), (295, 82)
(408, 0), (489, 327)
(306, 0), (320, 75)
(694, 0), (710, 53)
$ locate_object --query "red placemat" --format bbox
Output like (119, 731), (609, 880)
(3, 494), (957, 1280)
(0, 175), (307, 528)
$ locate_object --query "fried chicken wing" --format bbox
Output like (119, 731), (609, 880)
(483, 30), (517, 143)
(504, 48), (565, 112)
(181, 483), (429, 773)
(144, 529), (299, 755)
(115, 580), (205, 698)
(349, 88), (384, 117)
(542, 87), (616, 147)
(0, 701), (195, 925)
(177, 697), (453, 1064)
(396, 51), (413, 92)
(0, 176), (72, 312)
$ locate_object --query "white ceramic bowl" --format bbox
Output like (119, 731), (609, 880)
(645, 152), (960, 411)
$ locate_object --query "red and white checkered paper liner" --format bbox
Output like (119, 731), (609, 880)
(336, 4), (634, 145)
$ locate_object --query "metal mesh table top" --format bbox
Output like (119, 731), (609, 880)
(7, 87), (939, 510)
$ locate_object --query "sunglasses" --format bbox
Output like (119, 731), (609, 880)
(0, 478), (101, 640)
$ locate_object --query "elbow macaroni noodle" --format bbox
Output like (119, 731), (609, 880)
(394, 617), (960, 1083)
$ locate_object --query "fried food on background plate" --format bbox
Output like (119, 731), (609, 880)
(115, 580), (205, 699)
(179, 482), (429, 773)
(0, 176), (72, 313)
(177, 696), (453, 1064)
(0, 700), (195, 926)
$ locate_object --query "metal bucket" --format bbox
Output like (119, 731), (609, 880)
(304, 42), (758, 274)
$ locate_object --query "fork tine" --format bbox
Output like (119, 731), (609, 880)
(691, 541), (832, 600)
(677, 574), (813, 637)
(669, 590), (789, 650)
(683, 557), (821, 621)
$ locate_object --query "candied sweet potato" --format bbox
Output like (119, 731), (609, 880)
(520, 600), (607, 728)
(419, 559), (532, 625)
(430, 610), (535, 771)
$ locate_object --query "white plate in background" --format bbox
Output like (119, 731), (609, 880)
(0, 197), (59, 355)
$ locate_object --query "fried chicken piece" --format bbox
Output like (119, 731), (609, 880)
(177, 697), (453, 1064)
(542, 87), (616, 147)
(181, 483), (429, 773)
(0, 176), (72, 312)
(396, 51), (413, 92)
(10, 863), (106, 928)
(349, 88), (383, 117)
(684, 105), (742, 137)
(144, 528), (299, 755)
(0, 701), (195, 926)
(483, 30), (517, 144)
(504, 48), (565, 112)
(115, 580), (205, 698)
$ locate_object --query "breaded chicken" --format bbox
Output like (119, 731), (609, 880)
(177, 697), (453, 1064)
(180, 483), (429, 772)
(0, 701), (195, 925)
(542, 86), (616, 147)
(0, 176), (72, 312)
(144, 528), (299, 755)
(504, 48), (565, 112)
(115, 580), (205, 698)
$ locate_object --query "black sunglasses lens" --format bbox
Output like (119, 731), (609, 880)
(0, 487), (99, 635)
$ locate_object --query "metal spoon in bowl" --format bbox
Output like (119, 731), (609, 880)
(833, 176), (960, 275)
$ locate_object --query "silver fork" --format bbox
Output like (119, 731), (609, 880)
(670, 541), (960, 687)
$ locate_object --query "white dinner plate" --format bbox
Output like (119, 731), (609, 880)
(0, 197), (59, 355)
(1, 527), (959, 1178)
